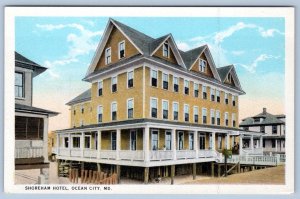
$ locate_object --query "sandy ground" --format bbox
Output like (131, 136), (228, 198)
(15, 162), (285, 185)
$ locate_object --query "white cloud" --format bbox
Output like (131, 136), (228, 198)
(258, 28), (284, 38)
(231, 50), (245, 56)
(176, 41), (191, 51)
(236, 54), (280, 73)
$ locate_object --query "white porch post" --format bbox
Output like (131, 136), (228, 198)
(80, 132), (84, 157)
(275, 140), (278, 152)
(43, 117), (49, 162)
(194, 131), (198, 158)
(68, 133), (71, 156)
(56, 133), (60, 155)
(143, 126), (150, 162)
(260, 136), (263, 148)
(116, 129), (121, 160)
(226, 133), (230, 150)
(239, 134), (243, 155)
(250, 135), (254, 153)
(97, 130), (101, 159)
(211, 132), (216, 151)
(172, 129), (176, 160)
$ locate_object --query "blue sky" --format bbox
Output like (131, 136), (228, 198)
(15, 17), (285, 131)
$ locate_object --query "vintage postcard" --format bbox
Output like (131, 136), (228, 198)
(4, 7), (294, 194)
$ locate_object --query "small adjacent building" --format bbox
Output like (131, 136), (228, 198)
(240, 108), (285, 155)
(15, 52), (58, 183)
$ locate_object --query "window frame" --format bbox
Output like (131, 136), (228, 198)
(150, 97), (158, 118)
(127, 70), (134, 88)
(189, 132), (194, 150)
(216, 90), (220, 102)
(165, 131), (172, 150)
(193, 106), (199, 123)
(97, 105), (103, 123)
(194, 83), (199, 98)
(199, 59), (207, 73)
(98, 80), (103, 96)
(163, 41), (170, 58)
(111, 101), (117, 121)
(232, 113), (236, 127)
(184, 79), (189, 95)
(15, 71), (25, 99)
(151, 129), (159, 150)
(224, 112), (229, 126)
(111, 76), (118, 93)
(150, 69), (158, 87)
(210, 88), (215, 101)
(173, 76), (179, 92)
(184, 104), (189, 122)
(177, 131), (184, 150)
(105, 47), (111, 65)
(130, 130), (137, 151)
(202, 108), (207, 124)
(127, 98), (134, 119)
(162, 73), (169, 90)
(202, 85), (207, 99)
(118, 40), (125, 59)
(216, 110), (220, 125)
(172, 102), (179, 121)
(211, 109), (215, 125)
(162, 99), (169, 120)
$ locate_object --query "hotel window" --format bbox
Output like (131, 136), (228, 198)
(217, 135), (222, 150)
(97, 106), (103, 123)
(151, 130), (158, 150)
(173, 102), (179, 121)
(199, 59), (207, 73)
(105, 47), (111, 65)
(272, 125), (277, 134)
(162, 73), (169, 90)
(232, 95), (236, 106)
(232, 113), (236, 127)
(225, 93), (228, 104)
(163, 41), (169, 57)
(81, 105), (84, 114)
(111, 102), (117, 121)
(216, 110), (220, 125)
(260, 126), (265, 133)
(165, 131), (172, 150)
(184, 80), (189, 95)
(130, 130), (137, 151)
(225, 112), (229, 126)
(189, 133), (194, 150)
(15, 72), (24, 98)
(73, 109), (76, 115)
(151, 70), (158, 87)
(162, 100), (169, 119)
(98, 81), (103, 96)
(178, 132), (184, 150)
(84, 136), (91, 149)
(127, 71), (134, 88)
(127, 99), (134, 119)
(118, 41), (125, 59)
(173, 76), (179, 92)
(64, 137), (69, 148)
(211, 109), (215, 125)
(202, 85), (207, 99)
(216, 90), (220, 102)
(111, 76), (117, 92)
(202, 108), (207, 124)
(184, 104), (189, 122)
(72, 137), (80, 148)
(111, 132), (116, 150)
(194, 83), (199, 97)
(193, 106), (199, 123)
(151, 98), (158, 118)
(211, 88), (215, 101)
(271, 140), (276, 148)
(199, 134), (205, 150)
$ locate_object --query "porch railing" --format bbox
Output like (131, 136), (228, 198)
(83, 149), (97, 159)
(15, 147), (43, 159)
(119, 150), (144, 161)
(150, 150), (173, 161)
(176, 150), (196, 159)
(70, 148), (82, 157)
(99, 150), (117, 160)
(227, 155), (279, 166)
(241, 147), (263, 155)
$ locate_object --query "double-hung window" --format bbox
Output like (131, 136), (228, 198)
(151, 130), (158, 150)
(225, 93), (228, 104)
(15, 72), (24, 98)
(173, 102), (179, 121)
(216, 90), (220, 102)
(130, 130), (137, 150)
(127, 71), (134, 88)
(81, 105), (84, 114)
(194, 83), (199, 97)
(202, 108), (207, 124)
(162, 100), (169, 119)
(211, 109), (215, 125)
(111, 102), (117, 121)
(272, 125), (277, 134)
(216, 110), (220, 125)
(162, 73), (169, 90)
(84, 135), (91, 149)
(151, 70), (158, 87)
(127, 99), (134, 119)
(173, 76), (179, 92)
(184, 80), (189, 95)
(232, 95), (236, 106)
(163, 41), (169, 57)
(202, 85), (207, 99)
(118, 41), (125, 59)
(193, 106), (199, 123)
(189, 133), (194, 150)
(151, 98), (158, 118)
(105, 47), (111, 65)
(111, 132), (116, 150)
(232, 113), (236, 127)
(211, 88), (215, 101)
(97, 106), (103, 123)
(98, 81), (103, 96)
(165, 131), (171, 150)
(184, 104), (189, 122)
(199, 59), (207, 73)
(72, 137), (81, 148)
(111, 76), (117, 92)
(260, 126), (265, 133)
(225, 112), (229, 126)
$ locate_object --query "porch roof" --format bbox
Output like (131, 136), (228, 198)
(15, 103), (59, 117)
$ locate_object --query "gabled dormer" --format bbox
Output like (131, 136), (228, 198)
(217, 65), (242, 90)
(181, 45), (221, 81)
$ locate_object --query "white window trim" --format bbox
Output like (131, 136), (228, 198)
(172, 101), (179, 121)
(210, 87), (215, 101)
(163, 41), (170, 58)
(150, 97), (158, 118)
(177, 131), (184, 150)
(165, 130), (172, 150)
(105, 47), (111, 65)
(118, 40), (125, 59)
(71, 135), (81, 149)
(202, 85), (207, 99)
(111, 131), (116, 150)
(127, 70), (134, 89)
(225, 112), (229, 126)
(129, 129), (137, 151)
(111, 101), (117, 120)
(97, 80), (103, 96)
(84, 135), (92, 149)
(127, 98), (134, 119)
(184, 104), (189, 122)
(173, 76), (179, 92)
(184, 79), (189, 95)
(111, 76), (118, 93)
(162, 99), (169, 119)
(202, 108), (207, 123)
(232, 113), (236, 126)
(189, 132), (194, 150)
(97, 105), (103, 123)
(199, 58), (207, 73)
(151, 129), (159, 150)
(210, 109), (215, 125)
(224, 93), (228, 103)
(150, 69), (158, 87)
(193, 106), (199, 123)
(162, 73), (169, 90)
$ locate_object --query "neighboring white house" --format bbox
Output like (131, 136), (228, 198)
(239, 108), (285, 154)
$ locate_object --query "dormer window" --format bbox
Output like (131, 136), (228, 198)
(163, 41), (169, 57)
(226, 73), (232, 83)
(199, 59), (207, 73)
(105, 47), (111, 65)
(118, 41), (125, 59)
(15, 72), (24, 98)
(254, 118), (261, 123)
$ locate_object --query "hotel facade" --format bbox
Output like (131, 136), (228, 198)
(53, 18), (262, 183)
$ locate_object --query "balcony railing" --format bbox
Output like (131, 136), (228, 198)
(150, 150), (173, 161)
(15, 147), (43, 159)
(120, 150), (144, 161)
(176, 150), (196, 159)
(241, 147), (263, 155)
(99, 150), (117, 160)
(83, 149), (97, 159)
(226, 154), (279, 166)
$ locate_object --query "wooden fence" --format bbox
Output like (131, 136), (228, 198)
(69, 169), (118, 184)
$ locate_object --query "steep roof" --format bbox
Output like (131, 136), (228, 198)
(180, 45), (206, 68)
(15, 52), (47, 77)
(240, 109), (285, 126)
(217, 65), (233, 82)
(149, 34), (170, 54)
(66, 89), (91, 106)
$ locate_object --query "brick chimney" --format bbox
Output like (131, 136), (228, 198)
(263, 108), (267, 114)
